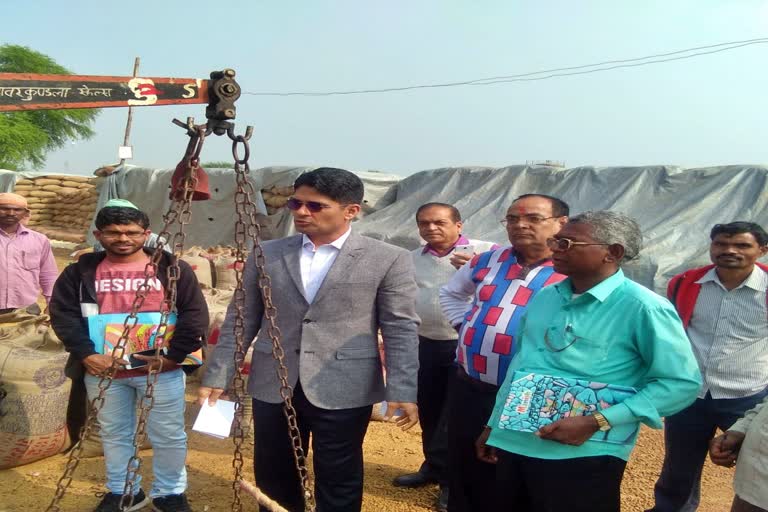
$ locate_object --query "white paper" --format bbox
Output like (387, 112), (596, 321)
(118, 145), (133, 159)
(192, 399), (235, 439)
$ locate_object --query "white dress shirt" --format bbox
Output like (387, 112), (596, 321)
(687, 266), (768, 399)
(299, 228), (351, 303)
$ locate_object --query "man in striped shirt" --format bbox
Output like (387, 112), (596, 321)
(439, 194), (569, 512)
(649, 221), (768, 512)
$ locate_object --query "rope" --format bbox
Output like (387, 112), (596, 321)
(237, 479), (290, 512)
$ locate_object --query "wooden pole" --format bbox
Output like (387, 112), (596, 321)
(118, 57), (140, 166)
(237, 480), (291, 512)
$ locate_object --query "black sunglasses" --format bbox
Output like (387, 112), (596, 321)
(285, 198), (333, 213)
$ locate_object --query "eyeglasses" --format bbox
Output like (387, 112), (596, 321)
(99, 230), (147, 239)
(546, 237), (610, 251)
(285, 198), (333, 213)
(544, 324), (582, 352)
(500, 215), (558, 226)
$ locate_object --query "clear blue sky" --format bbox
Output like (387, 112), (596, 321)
(4, 1), (768, 176)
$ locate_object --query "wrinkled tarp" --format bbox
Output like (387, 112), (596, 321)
(355, 165), (768, 293)
(87, 165), (267, 248)
(0, 170), (19, 192)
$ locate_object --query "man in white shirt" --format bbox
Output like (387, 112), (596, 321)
(393, 202), (496, 511)
(200, 168), (420, 512)
(649, 221), (768, 512)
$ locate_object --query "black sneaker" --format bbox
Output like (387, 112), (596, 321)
(152, 493), (192, 512)
(94, 489), (149, 511)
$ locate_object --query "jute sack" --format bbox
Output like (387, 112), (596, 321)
(180, 252), (214, 289)
(61, 180), (86, 188)
(15, 179), (34, 186)
(0, 310), (71, 469)
(213, 254), (241, 290)
(32, 178), (62, 187)
(12, 185), (33, 192)
(29, 190), (58, 198)
(58, 175), (90, 183)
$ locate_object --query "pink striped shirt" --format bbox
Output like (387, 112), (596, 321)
(0, 226), (58, 309)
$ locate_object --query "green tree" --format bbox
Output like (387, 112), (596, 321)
(0, 44), (99, 170)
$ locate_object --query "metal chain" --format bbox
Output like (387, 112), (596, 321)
(46, 129), (204, 512)
(230, 135), (315, 512)
(118, 129), (203, 510)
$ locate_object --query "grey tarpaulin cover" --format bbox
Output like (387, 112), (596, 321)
(88, 165), (267, 248)
(354, 165), (768, 293)
(0, 170), (19, 192)
(89, 165), (401, 246)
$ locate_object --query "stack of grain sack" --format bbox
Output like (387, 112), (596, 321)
(12, 175), (100, 243)
(260, 185), (294, 216)
(0, 310), (71, 469)
(180, 246), (253, 432)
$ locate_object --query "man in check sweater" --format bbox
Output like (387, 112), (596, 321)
(393, 203), (496, 511)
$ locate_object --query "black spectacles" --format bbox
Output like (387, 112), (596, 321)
(500, 215), (558, 226)
(285, 198), (333, 213)
(99, 230), (147, 240)
(546, 237), (610, 251)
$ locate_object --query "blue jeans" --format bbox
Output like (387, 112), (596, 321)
(649, 390), (768, 512)
(84, 369), (188, 497)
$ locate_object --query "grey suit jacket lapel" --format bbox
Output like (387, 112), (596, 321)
(310, 231), (365, 305)
(280, 235), (308, 303)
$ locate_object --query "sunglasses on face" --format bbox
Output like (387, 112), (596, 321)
(285, 197), (333, 213)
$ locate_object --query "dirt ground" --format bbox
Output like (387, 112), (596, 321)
(0, 248), (737, 511)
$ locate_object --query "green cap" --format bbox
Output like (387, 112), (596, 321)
(103, 199), (139, 209)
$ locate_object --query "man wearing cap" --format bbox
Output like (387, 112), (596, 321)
(92, 199), (169, 254)
(51, 202), (207, 512)
(0, 192), (58, 314)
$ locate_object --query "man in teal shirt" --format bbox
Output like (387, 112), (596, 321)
(475, 211), (701, 512)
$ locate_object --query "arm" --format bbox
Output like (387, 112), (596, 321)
(49, 265), (97, 361)
(38, 239), (58, 305)
(201, 252), (263, 394)
(377, 250), (420, 405)
(439, 259), (477, 326)
(165, 259), (208, 363)
(601, 304), (701, 429)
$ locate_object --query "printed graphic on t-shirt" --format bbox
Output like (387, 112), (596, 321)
(95, 257), (165, 314)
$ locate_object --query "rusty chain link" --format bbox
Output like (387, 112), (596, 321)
(46, 129), (204, 512)
(47, 119), (314, 512)
(230, 133), (315, 512)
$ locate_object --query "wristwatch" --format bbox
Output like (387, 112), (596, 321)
(593, 412), (612, 431)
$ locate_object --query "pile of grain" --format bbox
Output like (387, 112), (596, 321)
(261, 185), (294, 215)
(13, 175), (100, 243)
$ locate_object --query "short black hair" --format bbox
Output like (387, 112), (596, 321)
(513, 194), (570, 217)
(293, 167), (364, 205)
(95, 206), (150, 230)
(710, 221), (768, 246)
(416, 202), (461, 223)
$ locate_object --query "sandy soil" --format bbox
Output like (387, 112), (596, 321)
(0, 391), (737, 512)
(0, 248), (737, 511)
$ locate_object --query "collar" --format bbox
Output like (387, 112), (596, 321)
(0, 224), (28, 237)
(556, 268), (625, 303)
(302, 227), (352, 252)
(696, 265), (768, 292)
(422, 234), (470, 256)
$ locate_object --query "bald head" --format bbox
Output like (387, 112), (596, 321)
(0, 193), (29, 209)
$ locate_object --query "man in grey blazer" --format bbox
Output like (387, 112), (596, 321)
(199, 167), (420, 512)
